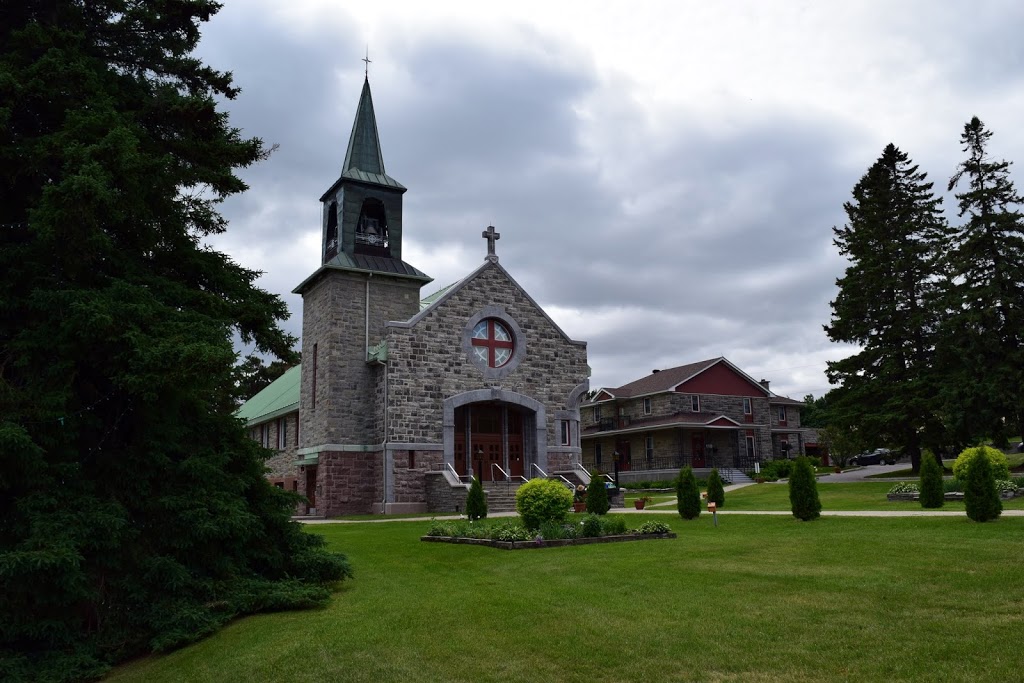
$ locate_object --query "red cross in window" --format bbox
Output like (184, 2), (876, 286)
(471, 319), (514, 367)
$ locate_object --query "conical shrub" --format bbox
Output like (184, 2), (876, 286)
(465, 476), (487, 520)
(677, 466), (701, 520)
(964, 449), (1002, 522)
(788, 456), (821, 521)
(586, 474), (610, 515)
(919, 451), (944, 509)
(707, 468), (725, 508)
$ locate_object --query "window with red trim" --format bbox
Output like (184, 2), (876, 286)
(471, 319), (514, 367)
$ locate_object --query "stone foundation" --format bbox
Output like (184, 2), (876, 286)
(318, 450), (383, 516)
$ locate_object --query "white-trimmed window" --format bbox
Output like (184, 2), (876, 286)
(277, 417), (287, 449)
(645, 435), (654, 460)
(743, 397), (752, 415)
(560, 420), (571, 446)
(595, 443), (602, 466)
(643, 397), (652, 415)
(778, 406), (787, 423)
(260, 423), (270, 448)
(593, 406), (601, 421)
(745, 435), (756, 458)
(691, 395), (700, 412)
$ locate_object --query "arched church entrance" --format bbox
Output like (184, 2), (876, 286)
(453, 402), (530, 482)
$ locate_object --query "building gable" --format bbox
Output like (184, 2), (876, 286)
(676, 360), (768, 397)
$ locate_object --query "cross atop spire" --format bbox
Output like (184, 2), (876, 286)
(482, 225), (500, 261)
(362, 47), (371, 78)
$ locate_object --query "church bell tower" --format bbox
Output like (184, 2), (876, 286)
(293, 73), (431, 516)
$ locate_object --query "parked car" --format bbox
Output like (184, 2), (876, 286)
(850, 448), (893, 466)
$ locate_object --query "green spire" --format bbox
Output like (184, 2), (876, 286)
(343, 77), (385, 175)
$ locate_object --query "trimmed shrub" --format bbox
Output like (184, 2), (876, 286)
(601, 517), (627, 536)
(919, 452), (944, 508)
(677, 466), (701, 520)
(964, 451), (1002, 522)
(515, 478), (573, 530)
(952, 445), (1010, 481)
(706, 468), (725, 508)
(586, 475), (610, 515)
(580, 514), (603, 538)
(465, 476), (487, 520)
(638, 521), (671, 534)
(788, 456), (821, 521)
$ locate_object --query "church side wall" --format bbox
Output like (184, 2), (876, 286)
(385, 265), (588, 448)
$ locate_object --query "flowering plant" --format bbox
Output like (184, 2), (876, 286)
(574, 484), (587, 502)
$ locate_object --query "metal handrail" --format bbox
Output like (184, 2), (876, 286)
(531, 463), (548, 479)
(572, 462), (592, 486)
(491, 463), (510, 493)
(446, 462), (472, 486)
(554, 474), (574, 490)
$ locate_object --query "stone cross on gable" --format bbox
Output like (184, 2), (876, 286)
(482, 225), (500, 261)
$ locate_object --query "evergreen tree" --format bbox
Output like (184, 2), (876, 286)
(676, 466), (701, 520)
(825, 144), (949, 472)
(918, 451), (945, 509)
(788, 457), (822, 521)
(706, 468), (725, 508)
(0, 4), (349, 680)
(963, 447), (1003, 522)
(585, 474), (610, 515)
(465, 477), (487, 520)
(941, 116), (1024, 444)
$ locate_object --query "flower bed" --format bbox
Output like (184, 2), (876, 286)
(421, 517), (675, 549)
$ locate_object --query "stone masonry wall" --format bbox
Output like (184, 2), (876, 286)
(299, 270), (422, 450)
(385, 263), (588, 446)
(426, 472), (471, 514)
(391, 449), (442, 504)
(317, 451), (383, 516)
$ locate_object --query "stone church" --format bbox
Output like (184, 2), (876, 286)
(238, 77), (591, 515)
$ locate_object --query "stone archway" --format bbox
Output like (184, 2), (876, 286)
(444, 389), (547, 478)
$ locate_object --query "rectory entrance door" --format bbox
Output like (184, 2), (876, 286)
(692, 433), (706, 468)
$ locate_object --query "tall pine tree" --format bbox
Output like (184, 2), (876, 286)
(825, 144), (948, 471)
(941, 116), (1024, 445)
(0, 3), (350, 680)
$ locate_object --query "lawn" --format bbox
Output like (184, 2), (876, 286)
(105, 513), (1024, 683)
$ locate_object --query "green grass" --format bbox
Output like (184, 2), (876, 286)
(726, 481), (1024, 511)
(105, 513), (1024, 683)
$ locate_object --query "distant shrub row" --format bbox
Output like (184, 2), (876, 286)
(425, 516), (669, 541)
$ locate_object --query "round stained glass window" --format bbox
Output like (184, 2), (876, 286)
(470, 318), (514, 368)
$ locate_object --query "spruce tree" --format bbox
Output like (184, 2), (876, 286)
(585, 474), (610, 515)
(788, 457), (822, 521)
(706, 468), (725, 508)
(825, 144), (949, 471)
(918, 451), (945, 509)
(465, 477), (488, 520)
(0, 4), (349, 680)
(676, 466), (701, 520)
(964, 448), (1003, 522)
(941, 117), (1024, 444)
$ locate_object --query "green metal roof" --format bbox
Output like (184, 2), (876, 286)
(419, 280), (462, 310)
(236, 365), (301, 425)
(340, 78), (405, 190)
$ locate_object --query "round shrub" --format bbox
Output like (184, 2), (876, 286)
(964, 450), (1002, 522)
(515, 478), (573, 530)
(706, 468), (725, 508)
(638, 521), (671, 534)
(952, 445), (1010, 482)
(465, 476), (487, 520)
(788, 456), (821, 521)
(919, 452), (944, 509)
(677, 466), (701, 520)
(586, 474), (610, 515)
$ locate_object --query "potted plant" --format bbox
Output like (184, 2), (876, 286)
(573, 484), (587, 513)
(634, 495), (652, 510)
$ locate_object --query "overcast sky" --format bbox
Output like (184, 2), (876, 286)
(197, 0), (1024, 399)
